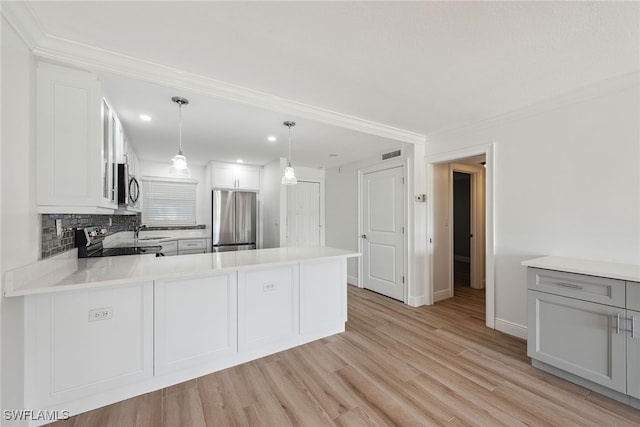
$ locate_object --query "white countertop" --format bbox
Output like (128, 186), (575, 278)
(4, 247), (360, 297)
(522, 256), (640, 282)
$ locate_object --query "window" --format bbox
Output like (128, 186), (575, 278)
(141, 177), (197, 226)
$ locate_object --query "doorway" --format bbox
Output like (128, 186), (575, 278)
(431, 154), (489, 320)
(360, 165), (405, 301)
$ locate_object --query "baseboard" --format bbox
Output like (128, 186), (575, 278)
(408, 294), (428, 307)
(494, 318), (527, 339)
(532, 359), (630, 405)
(433, 289), (451, 302)
(347, 275), (359, 286)
(454, 255), (470, 263)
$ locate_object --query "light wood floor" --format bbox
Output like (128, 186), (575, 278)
(51, 285), (640, 427)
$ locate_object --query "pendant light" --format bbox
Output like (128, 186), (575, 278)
(169, 96), (190, 177)
(281, 121), (297, 185)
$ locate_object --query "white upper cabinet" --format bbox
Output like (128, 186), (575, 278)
(209, 162), (260, 190)
(37, 63), (117, 213)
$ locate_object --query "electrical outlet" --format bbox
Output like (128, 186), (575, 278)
(263, 282), (276, 292)
(88, 307), (113, 322)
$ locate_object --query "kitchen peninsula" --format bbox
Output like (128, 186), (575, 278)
(5, 247), (359, 425)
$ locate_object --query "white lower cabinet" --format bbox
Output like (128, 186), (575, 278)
(25, 282), (153, 408)
(528, 290), (626, 393)
(299, 259), (346, 336)
(154, 273), (237, 375)
(238, 265), (299, 351)
(21, 256), (350, 422)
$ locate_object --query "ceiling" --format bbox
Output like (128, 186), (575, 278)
(16, 1), (640, 168)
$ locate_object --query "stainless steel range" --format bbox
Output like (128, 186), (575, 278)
(74, 226), (161, 258)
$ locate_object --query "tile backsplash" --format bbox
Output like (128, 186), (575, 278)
(40, 214), (207, 260)
(41, 214), (141, 260)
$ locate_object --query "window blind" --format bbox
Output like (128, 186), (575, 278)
(141, 178), (197, 226)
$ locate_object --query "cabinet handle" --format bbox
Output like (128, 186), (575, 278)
(633, 316), (637, 339)
(616, 313), (620, 334)
(553, 282), (583, 290)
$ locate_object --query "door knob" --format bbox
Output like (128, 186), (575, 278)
(361, 234), (367, 239)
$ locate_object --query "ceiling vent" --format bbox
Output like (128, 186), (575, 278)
(381, 149), (402, 160)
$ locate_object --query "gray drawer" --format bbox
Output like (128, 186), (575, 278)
(527, 268), (625, 308)
(178, 239), (207, 251)
(628, 281), (640, 311)
(160, 241), (177, 254)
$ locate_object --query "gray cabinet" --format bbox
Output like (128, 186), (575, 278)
(627, 281), (640, 311)
(527, 268), (640, 405)
(527, 290), (626, 393)
(527, 268), (625, 307)
(628, 308), (640, 399)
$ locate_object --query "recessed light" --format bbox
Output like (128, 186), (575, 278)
(237, 159), (244, 164)
(139, 114), (152, 122)
(267, 136), (277, 142)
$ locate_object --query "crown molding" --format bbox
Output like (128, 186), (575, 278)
(426, 70), (640, 144)
(3, 2), (424, 145)
(34, 37), (425, 144)
(0, 0), (45, 49)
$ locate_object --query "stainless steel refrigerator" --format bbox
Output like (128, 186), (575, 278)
(211, 190), (257, 252)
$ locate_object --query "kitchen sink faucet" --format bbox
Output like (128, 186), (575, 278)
(134, 224), (147, 239)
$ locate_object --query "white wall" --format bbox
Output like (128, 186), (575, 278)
(432, 163), (451, 300)
(426, 75), (640, 334)
(137, 160), (209, 228)
(1, 15), (38, 420)
(325, 161), (362, 284)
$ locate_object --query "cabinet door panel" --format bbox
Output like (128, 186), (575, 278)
(528, 290), (626, 393)
(211, 163), (236, 189)
(238, 265), (298, 351)
(37, 64), (104, 208)
(154, 273), (237, 375)
(628, 309), (640, 399)
(300, 259), (346, 336)
(26, 282), (153, 406)
(235, 166), (260, 190)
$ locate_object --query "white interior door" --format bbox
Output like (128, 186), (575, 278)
(287, 181), (321, 246)
(361, 166), (404, 301)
